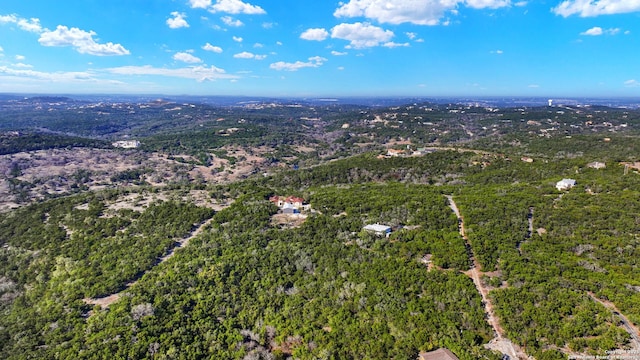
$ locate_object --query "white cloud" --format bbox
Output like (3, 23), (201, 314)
(0, 15), (44, 33)
(203, 43), (223, 53)
(233, 36), (243, 42)
(106, 65), (237, 81)
(173, 52), (203, 63)
(528, 84), (539, 88)
(583, 26), (604, 35)
(209, 0), (266, 15)
(189, 0), (212, 9)
(300, 28), (329, 41)
(276, 41), (283, 46)
(233, 51), (266, 60)
(491, 49), (504, 54)
(338, 66), (345, 70)
(466, 0), (510, 9)
(221, 16), (243, 27)
(624, 79), (640, 87)
(580, 26), (620, 35)
(405, 32), (417, 40)
(0, 46), (3, 52)
(254, 43), (264, 48)
(15, 54), (25, 60)
(0, 65), (96, 82)
(17, 17), (44, 33)
(334, 0), (511, 26)
(331, 50), (348, 56)
(270, 56), (327, 71)
(0, 14), (18, 24)
(383, 41), (410, 48)
(262, 22), (274, 29)
(331, 22), (394, 48)
(554, 0), (640, 17)
(167, 12), (189, 29)
(38, 25), (130, 56)
(515, 1), (528, 6)
(13, 63), (33, 68)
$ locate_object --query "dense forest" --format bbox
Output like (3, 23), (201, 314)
(1, 97), (639, 359)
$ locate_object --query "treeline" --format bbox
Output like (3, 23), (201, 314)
(471, 134), (640, 162)
(0, 132), (111, 155)
(273, 151), (475, 188)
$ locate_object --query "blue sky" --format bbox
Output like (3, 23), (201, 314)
(1, 0), (639, 97)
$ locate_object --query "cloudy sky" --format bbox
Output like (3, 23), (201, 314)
(1, 0), (639, 97)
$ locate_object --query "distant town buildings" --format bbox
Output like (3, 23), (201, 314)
(112, 140), (141, 149)
(556, 178), (576, 191)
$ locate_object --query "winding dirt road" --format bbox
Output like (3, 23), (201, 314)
(84, 217), (215, 308)
(588, 292), (640, 350)
(445, 195), (529, 360)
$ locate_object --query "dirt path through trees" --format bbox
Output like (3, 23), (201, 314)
(445, 195), (530, 359)
(84, 217), (215, 308)
(518, 207), (534, 254)
(588, 292), (640, 349)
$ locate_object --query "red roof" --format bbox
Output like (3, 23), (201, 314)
(269, 196), (305, 204)
(285, 196), (305, 203)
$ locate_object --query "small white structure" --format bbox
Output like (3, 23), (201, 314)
(281, 203), (300, 214)
(556, 178), (576, 191)
(112, 140), (141, 149)
(386, 149), (404, 157)
(587, 162), (606, 169)
(363, 224), (392, 237)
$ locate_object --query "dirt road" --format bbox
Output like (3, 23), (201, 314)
(446, 195), (530, 360)
(588, 292), (640, 349)
(84, 217), (215, 308)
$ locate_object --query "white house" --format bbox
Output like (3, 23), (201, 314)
(112, 140), (141, 149)
(269, 195), (310, 211)
(386, 149), (404, 157)
(556, 178), (576, 191)
(363, 224), (392, 237)
(281, 202), (300, 215)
